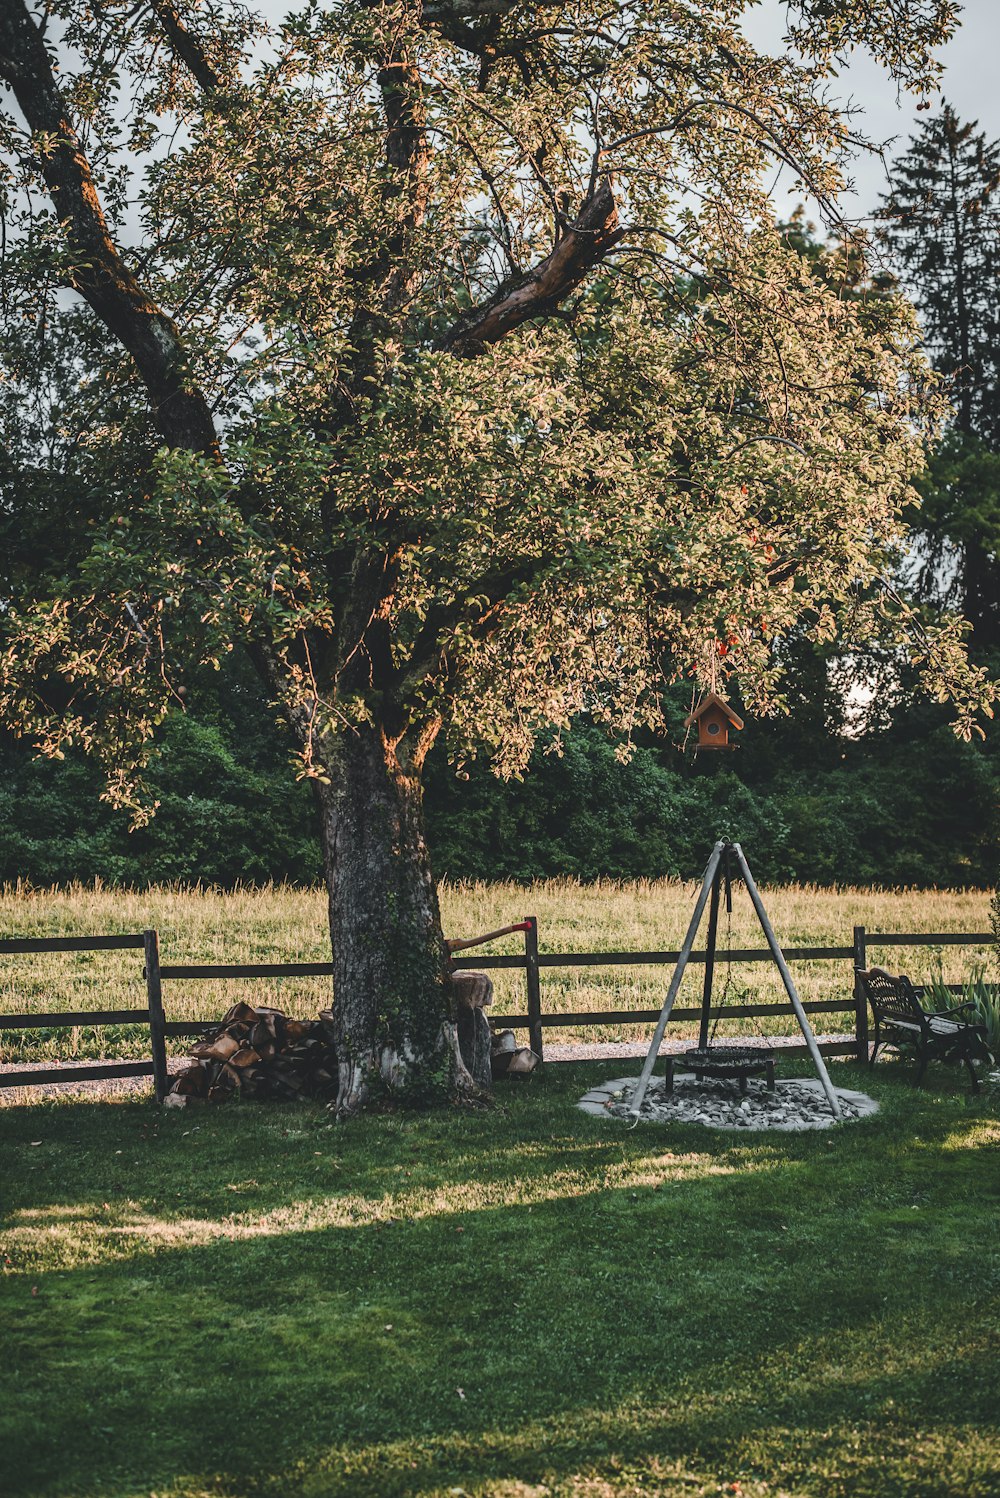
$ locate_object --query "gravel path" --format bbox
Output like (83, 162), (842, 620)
(544, 1033), (851, 1062)
(0, 1034), (854, 1105)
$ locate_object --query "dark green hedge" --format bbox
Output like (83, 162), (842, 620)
(423, 720), (999, 889)
(0, 663), (995, 890)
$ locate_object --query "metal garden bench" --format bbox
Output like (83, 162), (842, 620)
(856, 965), (990, 1092)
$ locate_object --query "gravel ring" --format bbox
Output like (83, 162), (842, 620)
(578, 1073), (879, 1130)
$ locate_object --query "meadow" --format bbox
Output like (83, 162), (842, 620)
(0, 879), (993, 1064)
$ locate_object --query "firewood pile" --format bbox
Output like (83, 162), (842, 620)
(165, 1002), (339, 1105)
(163, 1001), (538, 1109)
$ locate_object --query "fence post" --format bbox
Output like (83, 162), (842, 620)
(144, 929), (168, 1102)
(524, 916), (543, 1061)
(853, 924), (869, 1065)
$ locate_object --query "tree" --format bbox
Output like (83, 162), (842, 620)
(0, 0), (991, 1112)
(878, 104), (1000, 642)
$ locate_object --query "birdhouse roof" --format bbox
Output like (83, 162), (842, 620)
(683, 692), (744, 729)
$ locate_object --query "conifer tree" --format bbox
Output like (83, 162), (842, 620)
(879, 104), (1000, 641)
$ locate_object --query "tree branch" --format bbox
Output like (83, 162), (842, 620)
(0, 0), (219, 454)
(147, 0), (221, 92)
(376, 50), (430, 314)
(399, 552), (556, 699)
(437, 177), (624, 355)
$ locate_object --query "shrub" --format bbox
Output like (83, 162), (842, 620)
(924, 967), (1000, 1058)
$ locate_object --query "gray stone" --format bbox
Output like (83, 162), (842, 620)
(582, 1072), (879, 1132)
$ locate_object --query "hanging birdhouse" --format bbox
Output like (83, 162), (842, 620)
(685, 692), (744, 750)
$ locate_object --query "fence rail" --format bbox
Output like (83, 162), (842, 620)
(0, 1008), (150, 1030)
(533, 946), (858, 966)
(0, 931), (168, 1099)
(863, 931), (993, 946)
(0, 934), (148, 954)
(158, 961), (335, 979)
(0, 920), (993, 1093)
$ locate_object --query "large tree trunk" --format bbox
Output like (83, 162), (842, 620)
(315, 724), (461, 1116)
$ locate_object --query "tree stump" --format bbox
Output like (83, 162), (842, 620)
(450, 970), (494, 1094)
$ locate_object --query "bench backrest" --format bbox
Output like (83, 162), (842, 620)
(856, 966), (925, 1026)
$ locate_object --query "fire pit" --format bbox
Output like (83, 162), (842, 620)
(666, 1045), (775, 1095)
(578, 1074), (879, 1131)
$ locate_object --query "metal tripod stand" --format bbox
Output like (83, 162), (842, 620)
(628, 840), (842, 1120)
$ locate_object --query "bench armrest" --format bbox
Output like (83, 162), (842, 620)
(930, 1002), (980, 1023)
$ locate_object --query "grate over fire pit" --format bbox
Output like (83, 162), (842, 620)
(667, 1045), (776, 1095)
(682, 1045), (771, 1076)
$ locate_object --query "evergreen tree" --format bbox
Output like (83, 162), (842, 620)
(879, 105), (1000, 642)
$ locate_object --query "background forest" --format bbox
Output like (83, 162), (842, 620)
(4, 104), (999, 892)
(1, 648), (994, 889)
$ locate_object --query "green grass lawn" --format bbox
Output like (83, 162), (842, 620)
(2, 1059), (999, 1498)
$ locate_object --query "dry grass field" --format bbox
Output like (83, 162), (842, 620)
(0, 879), (993, 1062)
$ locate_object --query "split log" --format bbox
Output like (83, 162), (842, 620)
(490, 1028), (540, 1079)
(446, 922), (540, 1091)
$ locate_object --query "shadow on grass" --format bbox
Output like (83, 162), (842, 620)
(1, 1063), (998, 1497)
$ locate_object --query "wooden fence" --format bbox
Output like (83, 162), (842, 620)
(0, 931), (168, 1099)
(453, 922), (995, 1065)
(0, 920), (993, 1098)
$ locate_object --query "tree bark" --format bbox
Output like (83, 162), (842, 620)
(0, 0), (219, 455)
(313, 724), (456, 1115)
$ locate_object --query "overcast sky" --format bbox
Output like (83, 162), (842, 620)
(743, 0), (1000, 222)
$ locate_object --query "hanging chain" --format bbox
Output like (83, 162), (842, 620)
(707, 845), (769, 1045)
(709, 847), (734, 1045)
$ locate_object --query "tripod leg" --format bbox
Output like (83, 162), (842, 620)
(628, 842), (725, 1116)
(731, 843), (842, 1121)
(699, 859), (723, 1051)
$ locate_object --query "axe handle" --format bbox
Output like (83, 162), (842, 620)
(446, 921), (532, 954)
